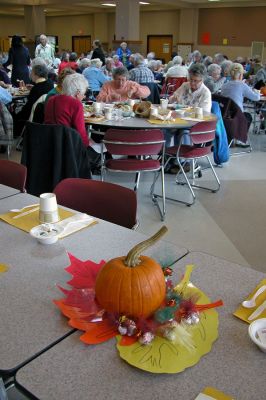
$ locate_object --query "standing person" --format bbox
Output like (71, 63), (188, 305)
(91, 40), (106, 66)
(116, 42), (131, 67)
(3, 35), (30, 87)
(35, 34), (55, 68)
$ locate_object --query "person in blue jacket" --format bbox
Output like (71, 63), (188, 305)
(116, 42), (131, 68)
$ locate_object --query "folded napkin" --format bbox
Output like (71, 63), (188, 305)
(0, 206), (74, 233)
(233, 279), (266, 323)
(56, 213), (97, 238)
(195, 387), (235, 400)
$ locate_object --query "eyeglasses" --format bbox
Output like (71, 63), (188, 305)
(190, 78), (202, 84)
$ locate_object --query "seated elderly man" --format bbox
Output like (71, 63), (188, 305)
(221, 60), (233, 82)
(165, 56), (188, 79)
(129, 53), (155, 83)
(82, 58), (110, 98)
(213, 53), (225, 66)
(96, 67), (150, 102)
(204, 63), (226, 94)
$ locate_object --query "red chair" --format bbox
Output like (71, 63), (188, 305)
(155, 120), (220, 206)
(101, 129), (166, 221)
(161, 77), (187, 97)
(53, 178), (137, 229)
(0, 160), (27, 192)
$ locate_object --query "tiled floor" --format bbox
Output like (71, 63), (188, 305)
(2, 130), (266, 273)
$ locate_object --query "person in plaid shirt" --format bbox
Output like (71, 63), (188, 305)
(129, 54), (155, 84)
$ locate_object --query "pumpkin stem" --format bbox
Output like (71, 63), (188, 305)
(125, 226), (168, 267)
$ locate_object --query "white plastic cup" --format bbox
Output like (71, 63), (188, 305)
(160, 98), (169, 110)
(128, 99), (136, 107)
(150, 107), (158, 118)
(104, 107), (113, 120)
(39, 193), (59, 223)
(93, 102), (102, 113)
(195, 107), (203, 118)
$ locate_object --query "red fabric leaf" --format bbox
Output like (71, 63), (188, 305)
(65, 253), (106, 288)
(79, 319), (118, 344)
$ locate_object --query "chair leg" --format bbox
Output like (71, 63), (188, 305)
(180, 156), (220, 193)
(151, 168), (166, 221)
(134, 172), (140, 191)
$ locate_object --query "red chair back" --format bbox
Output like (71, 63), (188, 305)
(54, 178), (137, 229)
(161, 77), (187, 96)
(190, 120), (217, 145)
(103, 129), (164, 156)
(0, 160), (27, 192)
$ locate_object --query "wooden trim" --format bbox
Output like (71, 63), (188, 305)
(112, 40), (143, 45)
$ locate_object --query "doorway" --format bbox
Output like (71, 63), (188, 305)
(147, 35), (173, 63)
(72, 36), (91, 56)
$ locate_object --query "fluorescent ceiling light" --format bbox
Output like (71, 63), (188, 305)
(139, 2), (150, 4)
(101, 3), (116, 6)
(208, 0), (220, 2)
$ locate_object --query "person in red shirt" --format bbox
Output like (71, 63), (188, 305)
(58, 52), (69, 74)
(45, 73), (102, 173)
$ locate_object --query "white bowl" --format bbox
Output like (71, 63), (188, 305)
(248, 318), (266, 353)
(30, 224), (64, 245)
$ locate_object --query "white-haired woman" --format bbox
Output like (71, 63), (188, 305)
(165, 56), (188, 78)
(204, 63), (226, 94)
(221, 60), (233, 82)
(221, 63), (260, 112)
(82, 58), (110, 97)
(221, 62), (260, 145)
(45, 73), (89, 148)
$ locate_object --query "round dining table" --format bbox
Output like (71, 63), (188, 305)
(86, 113), (216, 131)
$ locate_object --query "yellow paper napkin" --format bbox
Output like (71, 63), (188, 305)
(195, 387), (235, 400)
(0, 207), (74, 233)
(233, 279), (266, 323)
(147, 117), (190, 125)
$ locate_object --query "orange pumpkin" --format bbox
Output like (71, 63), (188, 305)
(95, 226), (167, 318)
(260, 86), (266, 96)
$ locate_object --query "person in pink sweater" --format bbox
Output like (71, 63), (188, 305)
(96, 66), (150, 102)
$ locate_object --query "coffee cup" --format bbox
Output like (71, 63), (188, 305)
(160, 98), (169, 110)
(39, 193), (59, 223)
(195, 107), (203, 118)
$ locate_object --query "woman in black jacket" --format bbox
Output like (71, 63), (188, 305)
(4, 35), (31, 86)
(91, 40), (106, 66)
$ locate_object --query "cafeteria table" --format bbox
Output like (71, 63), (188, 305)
(0, 184), (20, 200)
(13, 251), (266, 400)
(0, 191), (188, 379)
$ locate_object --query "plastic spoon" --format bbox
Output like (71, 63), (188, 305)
(242, 285), (266, 308)
(10, 204), (39, 213)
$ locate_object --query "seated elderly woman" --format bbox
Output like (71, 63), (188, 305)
(78, 58), (91, 73)
(165, 56), (188, 79)
(45, 73), (89, 148)
(169, 63), (211, 111)
(112, 54), (123, 68)
(165, 63), (212, 173)
(204, 63), (226, 94)
(82, 58), (110, 98)
(96, 67), (150, 102)
(13, 63), (54, 136)
(221, 63), (260, 144)
(221, 60), (233, 82)
(45, 67), (75, 104)
(102, 57), (114, 77)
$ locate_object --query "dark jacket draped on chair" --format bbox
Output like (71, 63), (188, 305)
(21, 122), (91, 196)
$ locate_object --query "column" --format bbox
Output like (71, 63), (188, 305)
(24, 5), (46, 42)
(179, 8), (199, 45)
(114, 0), (141, 53)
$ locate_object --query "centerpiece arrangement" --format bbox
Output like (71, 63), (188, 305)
(54, 227), (222, 373)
